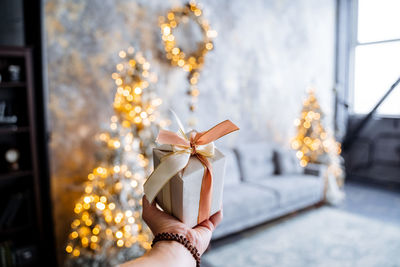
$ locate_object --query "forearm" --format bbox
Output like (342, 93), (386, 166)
(119, 241), (196, 267)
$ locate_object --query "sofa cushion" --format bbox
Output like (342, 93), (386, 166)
(218, 183), (278, 230)
(250, 174), (324, 206)
(275, 148), (303, 174)
(218, 147), (241, 186)
(235, 143), (275, 181)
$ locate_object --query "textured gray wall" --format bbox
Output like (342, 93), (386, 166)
(44, 0), (336, 263)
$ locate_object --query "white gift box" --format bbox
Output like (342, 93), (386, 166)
(153, 147), (226, 228)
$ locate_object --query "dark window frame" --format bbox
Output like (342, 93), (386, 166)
(335, 0), (400, 138)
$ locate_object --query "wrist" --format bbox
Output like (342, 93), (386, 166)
(150, 241), (196, 267)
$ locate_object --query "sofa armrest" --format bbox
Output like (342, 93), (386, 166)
(304, 163), (327, 178)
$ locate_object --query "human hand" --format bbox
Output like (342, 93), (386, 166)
(142, 196), (223, 255)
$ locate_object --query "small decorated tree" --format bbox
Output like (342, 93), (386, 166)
(291, 90), (329, 167)
(291, 89), (345, 204)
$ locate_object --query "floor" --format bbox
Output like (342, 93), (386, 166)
(202, 180), (400, 267)
(339, 180), (400, 225)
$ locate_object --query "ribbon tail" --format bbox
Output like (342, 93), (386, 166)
(195, 120), (239, 145)
(144, 152), (190, 203)
(196, 154), (213, 224)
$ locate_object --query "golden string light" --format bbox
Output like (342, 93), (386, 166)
(112, 47), (162, 129)
(159, 1), (217, 112)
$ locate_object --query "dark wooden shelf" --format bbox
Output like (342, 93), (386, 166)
(0, 82), (26, 88)
(0, 224), (33, 241)
(0, 171), (32, 188)
(0, 45), (57, 265)
(0, 126), (30, 134)
(0, 170), (33, 181)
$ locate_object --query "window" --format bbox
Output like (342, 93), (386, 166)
(351, 0), (400, 116)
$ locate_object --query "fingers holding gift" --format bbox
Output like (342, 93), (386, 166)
(209, 209), (223, 229)
(142, 195), (188, 236)
(142, 196), (171, 232)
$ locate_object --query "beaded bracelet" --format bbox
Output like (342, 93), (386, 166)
(151, 232), (201, 267)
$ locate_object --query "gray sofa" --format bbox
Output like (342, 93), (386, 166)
(212, 143), (325, 239)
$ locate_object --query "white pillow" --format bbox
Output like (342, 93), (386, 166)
(276, 149), (303, 174)
(235, 143), (275, 181)
(218, 147), (241, 186)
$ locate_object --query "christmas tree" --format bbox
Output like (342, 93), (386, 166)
(291, 90), (343, 167)
(65, 47), (164, 266)
(291, 89), (345, 204)
(291, 90), (329, 167)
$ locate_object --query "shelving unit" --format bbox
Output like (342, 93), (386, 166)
(0, 46), (43, 266)
(0, 82), (26, 88)
(0, 126), (30, 134)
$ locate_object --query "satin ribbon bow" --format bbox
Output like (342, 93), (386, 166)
(144, 120), (239, 223)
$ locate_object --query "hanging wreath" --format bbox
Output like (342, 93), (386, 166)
(160, 1), (217, 112)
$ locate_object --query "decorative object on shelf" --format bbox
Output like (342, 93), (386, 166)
(0, 59), (5, 83)
(0, 101), (5, 117)
(0, 241), (38, 267)
(65, 48), (166, 266)
(159, 1), (217, 115)
(8, 65), (21, 82)
(5, 148), (19, 171)
(0, 241), (12, 266)
(13, 245), (38, 266)
(291, 89), (345, 205)
(0, 241), (14, 267)
(0, 101), (18, 124)
(0, 192), (24, 229)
